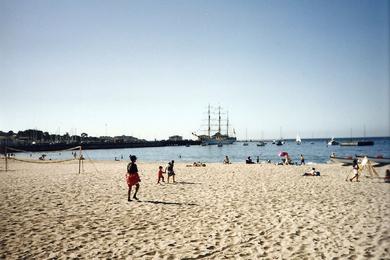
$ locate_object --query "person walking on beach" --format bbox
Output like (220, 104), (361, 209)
(126, 155), (141, 201)
(157, 166), (165, 184)
(300, 154), (305, 165)
(166, 160), (176, 183)
(349, 159), (360, 182)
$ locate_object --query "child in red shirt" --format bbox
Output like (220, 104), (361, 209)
(157, 166), (165, 184)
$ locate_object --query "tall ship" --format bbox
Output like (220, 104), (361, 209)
(192, 105), (237, 145)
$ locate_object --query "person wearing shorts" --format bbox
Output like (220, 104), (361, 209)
(350, 159), (359, 182)
(166, 160), (176, 183)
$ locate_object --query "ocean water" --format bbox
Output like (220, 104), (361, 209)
(15, 137), (390, 164)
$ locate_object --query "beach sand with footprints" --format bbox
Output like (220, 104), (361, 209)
(1, 160), (389, 259)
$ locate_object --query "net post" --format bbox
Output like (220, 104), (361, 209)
(78, 146), (81, 174)
(5, 146), (7, 172)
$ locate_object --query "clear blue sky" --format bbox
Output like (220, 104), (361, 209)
(0, 0), (389, 140)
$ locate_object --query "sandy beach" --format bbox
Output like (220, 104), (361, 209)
(0, 159), (389, 259)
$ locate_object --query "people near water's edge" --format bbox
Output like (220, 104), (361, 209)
(246, 156), (255, 164)
(157, 166), (165, 184)
(303, 167), (320, 176)
(126, 155), (141, 201)
(283, 154), (292, 165)
(223, 155), (231, 164)
(349, 159), (360, 182)
(166, 160), (176, 183)
(256, 156), (260, 164)
(300, 154), (305, 165)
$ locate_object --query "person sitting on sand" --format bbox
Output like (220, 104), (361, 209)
(157, 166), (165, 184)
(126, 155), (141, 201)
(246, 156), (255, 164)
(223, 156), (231, 164)
(349, 159), (360, 182)
(166, 160), (176, 183)
(186, 162), (206, 167)
(303, 167), (319, 176)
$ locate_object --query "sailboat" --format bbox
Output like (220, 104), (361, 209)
(275, 127), (284, 145)
(192, 105), (237, 145)
(243, 129), (249, 146)
(358, 125), (374, 146)
(339, 128), (372, 146)
(327, 137), (339, 146)
(296, 134), (302, 145)
(257, 131), (266, 146)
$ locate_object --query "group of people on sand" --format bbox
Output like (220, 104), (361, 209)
(157, 160), (176, 184)
(223, 154), (306, 165)
(125, 156), (176, 202)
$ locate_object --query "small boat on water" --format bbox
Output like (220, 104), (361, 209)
(217, 143), (223, 147)
(327, 137), (339, 146)
(275, 140), (283, 146)
(356, 140), (374, 146)
(296, 135), (302, 145)
(356, 155), (390, 165)
(243, 142), (249, 146)
(330, 154), (355, 165)
(257, 141), (266, 147)
(339, 141), (358, 146)
(340, 141), (374, 146)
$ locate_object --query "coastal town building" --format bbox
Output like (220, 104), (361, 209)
(168, 135), (183, 141)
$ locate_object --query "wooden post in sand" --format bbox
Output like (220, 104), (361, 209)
(78, 146), (81, 174)
(5, 146), (8, 172)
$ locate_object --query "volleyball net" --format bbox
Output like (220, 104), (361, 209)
(1, 146), (84, 173)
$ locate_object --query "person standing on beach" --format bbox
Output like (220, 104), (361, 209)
(157, 166), (165, 184)
(300, 154), (305, 165)
(349, 159), (360, 182)
(166, 160), (176, 183)
(126, 155), (141, 201)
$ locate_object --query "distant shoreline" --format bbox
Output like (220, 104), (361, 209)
(1, 140), (201, 154)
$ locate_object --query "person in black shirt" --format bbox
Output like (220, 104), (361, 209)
(246, 156), (254, 164)
(126, 155), (141, 201)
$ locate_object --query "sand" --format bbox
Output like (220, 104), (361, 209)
(0, 159), (389, 259)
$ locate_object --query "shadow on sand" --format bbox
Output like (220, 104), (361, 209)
(174, 181), (202, 185)
(143, 200), (198, 206)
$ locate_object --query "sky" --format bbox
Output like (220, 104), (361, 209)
(0, 0), (389, 140)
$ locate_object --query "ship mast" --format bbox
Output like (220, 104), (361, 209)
(208, 104), (211, 138)
(226, 112), (229, 136)
(218, 106), (221, 134)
